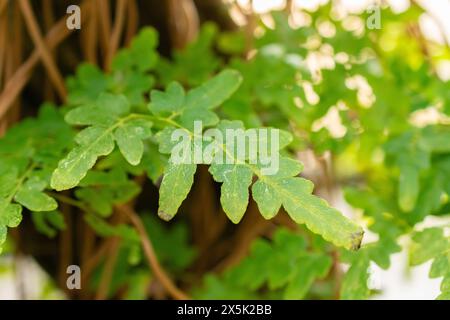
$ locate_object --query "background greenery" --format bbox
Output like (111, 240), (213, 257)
(0, 0), (449, 300)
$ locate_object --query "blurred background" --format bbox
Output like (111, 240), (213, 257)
(0, 0), (449, 299)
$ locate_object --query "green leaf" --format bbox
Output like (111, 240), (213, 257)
(129, 27), (159, 72)
(368, 238), (401, 269)
(430, 253), (450, 279)
(149, 70), (242, 131)
(154, 73), (244, 220)
(420, 126), (450, 153)
(217, 31), (246, 55)
(32, 210), (66, 238)
(410, 228), (450, 300)
(384, 131), (431, 213)
(155, 23), (220, 87)
(53, 92), (153, 189)
(184, 69), (243, 110)
(0, 225), (6, 246)
(14, 189), (57, 212)
(76, 168), (141, 216)
(0, 106), (74, 248)
(209, 119), (362, 249)
(252, 157), (303, 219)
(0, 203), (23, 228)
(142, 215), (197, 272)
(158, 162), (197, 221)
(0, 168), (19, 197)
(150, 82), (185, 115)
(209, 164), (253, 223)
(254, 175), (363, 250)
(112, 27), (159, 72)
(124, 272), (152, 300)
(142, 144), (168, 184)
(437, 290), (450, 300)
(398, 163), (419, 212)
(341, 253), (371, 300)
(157, 113), (363, 249)
(65, 93), (130, 126)
(198, 229), (331, 299)
(14, 175), (58, 212)
(410, 228), (450, 266)
(114, 119), (153, 166)
(284, 254), (332, 299)
(195, 121), (363, 250)
(340, 236), (401, 300)
(67, 64), (111, 105)
(51, 126), (115, 190)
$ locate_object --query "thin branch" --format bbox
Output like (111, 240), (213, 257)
(167, 0), (200, 49)
(81, 239), (111, 289)
(106, 0), (127, 70)
(81, 0), (98, 64)
(42, 0), (56, 101)
(95, 237), (120, 299)
(0, 1), (90, 120)
(58, 201), (73, 295)
(332, 250), (343, 300)
(97, 0), (112, 68)
(125, 0), (138, 45)
(95, 213), (123, 300)
(0, 0), (7, 16)
(0, 3), (8, 90)
(116, 204), (190, 300)
(214, 201), (272, 272)
(18, 0), (67, 100)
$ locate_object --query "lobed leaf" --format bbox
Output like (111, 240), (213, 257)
(52, 93), (153, 190)
(158, 162), (197, 221)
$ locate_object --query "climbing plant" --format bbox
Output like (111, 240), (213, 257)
(0, 2), (449, 300)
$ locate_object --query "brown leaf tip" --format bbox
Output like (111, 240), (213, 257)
(158, 211), (173, 221)
(350, 230), (365, 251)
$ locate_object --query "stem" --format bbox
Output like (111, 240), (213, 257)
(49, 192), (86, 210)
(116, 204), (190, 300)
(95, 212), (124, 300)
(7, 162), (36, 204)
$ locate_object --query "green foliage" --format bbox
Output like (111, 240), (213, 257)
(149, 66), (362, 249)
(0, 105), (74, 251)
(142, 215), (197, 273)
(51, 93), (154, 190)
(112, 27), (159, 73)
(76, 168), (141, 217)
(196, 228), (332, 299)
(155, 23), (220, 86)
(31, 210), (66, 238)
(1, 1), (450, 300)
(410, 228), (450, 299)
(340, 238), (401, 299)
